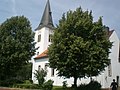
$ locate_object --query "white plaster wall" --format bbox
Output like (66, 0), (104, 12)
(94, 31), (120, 88)
(32, 58), (35, 81)
(107, 31), (120, 86)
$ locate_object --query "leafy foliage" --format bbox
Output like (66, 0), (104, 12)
(0, 16), (35, 84)
(78, 81), (101, 90)
(42, 80), (54, 90)
(13, 83), (40, 89)
(16, 62), (32, 81)
(34, 69), (47, 87)
(62, 81), (68, 89)
(34, 69), (54, 90)
(48, 7), (112, 86)
(0, 77), (23, 87)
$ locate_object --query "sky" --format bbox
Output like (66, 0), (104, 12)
(0, 0), (120, 38)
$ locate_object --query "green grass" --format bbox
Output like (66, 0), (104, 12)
(52, 86), (73, 90)
(53, 86), (62, 90)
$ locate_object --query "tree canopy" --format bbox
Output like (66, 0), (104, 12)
(0, 16), (35, 82)
(48, 7), (112, 86)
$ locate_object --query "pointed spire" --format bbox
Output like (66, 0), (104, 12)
(36, 0), (54, 30)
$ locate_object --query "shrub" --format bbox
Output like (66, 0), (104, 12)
(42, 80), (54, 90)
(87, 81), (101, 90)
(77, 81), (101, 90)
(62, 81), (67, 89)
(77, 84), (87, 90)
(0, 77), (23, 87)
(34, 69), (54, 90)
(24, 80), (32, 84)
(13, 84), (40, 89)
(34, 69), (47, 87)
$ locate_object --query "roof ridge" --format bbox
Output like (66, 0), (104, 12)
(35, 50), (48, 59)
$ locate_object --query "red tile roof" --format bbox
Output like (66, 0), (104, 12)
(34, 50), (48, 59)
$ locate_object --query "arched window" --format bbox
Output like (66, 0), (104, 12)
(44, 63), (49, 70)
(38, 65), (41, 71)
(51, 68), (54, 76)
(38, 34), (41, 42)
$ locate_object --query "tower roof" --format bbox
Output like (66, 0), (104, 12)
(36, 0), (54, 30)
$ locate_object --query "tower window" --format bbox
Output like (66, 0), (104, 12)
(44, 63), (49, 70)
(51, 68), (54, 76)
(38, 34), (41, 42)
(38, 65), (41, 71)
(49, 34), (52, 42)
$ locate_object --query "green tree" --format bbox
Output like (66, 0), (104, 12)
(0, 16), (35, 83)
(48, 7), (112, 87)
(16, 62), (32, 81)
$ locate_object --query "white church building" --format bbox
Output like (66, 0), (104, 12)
(32, 0), (120, 88)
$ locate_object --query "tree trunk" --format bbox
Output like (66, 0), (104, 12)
(90, 76), (92, 81)
(90, 74), (93, 81)
(73, 77), (78, 88)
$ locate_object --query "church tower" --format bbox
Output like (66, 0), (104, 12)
(34, 0), (54, 55)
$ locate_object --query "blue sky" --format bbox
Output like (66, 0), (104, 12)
(0, 0), (120, 38)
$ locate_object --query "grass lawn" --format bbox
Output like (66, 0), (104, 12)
(53, 86), (63, 90)
(52, 86), (74, 90)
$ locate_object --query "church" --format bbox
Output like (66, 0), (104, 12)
(32, 0), (120, 88)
